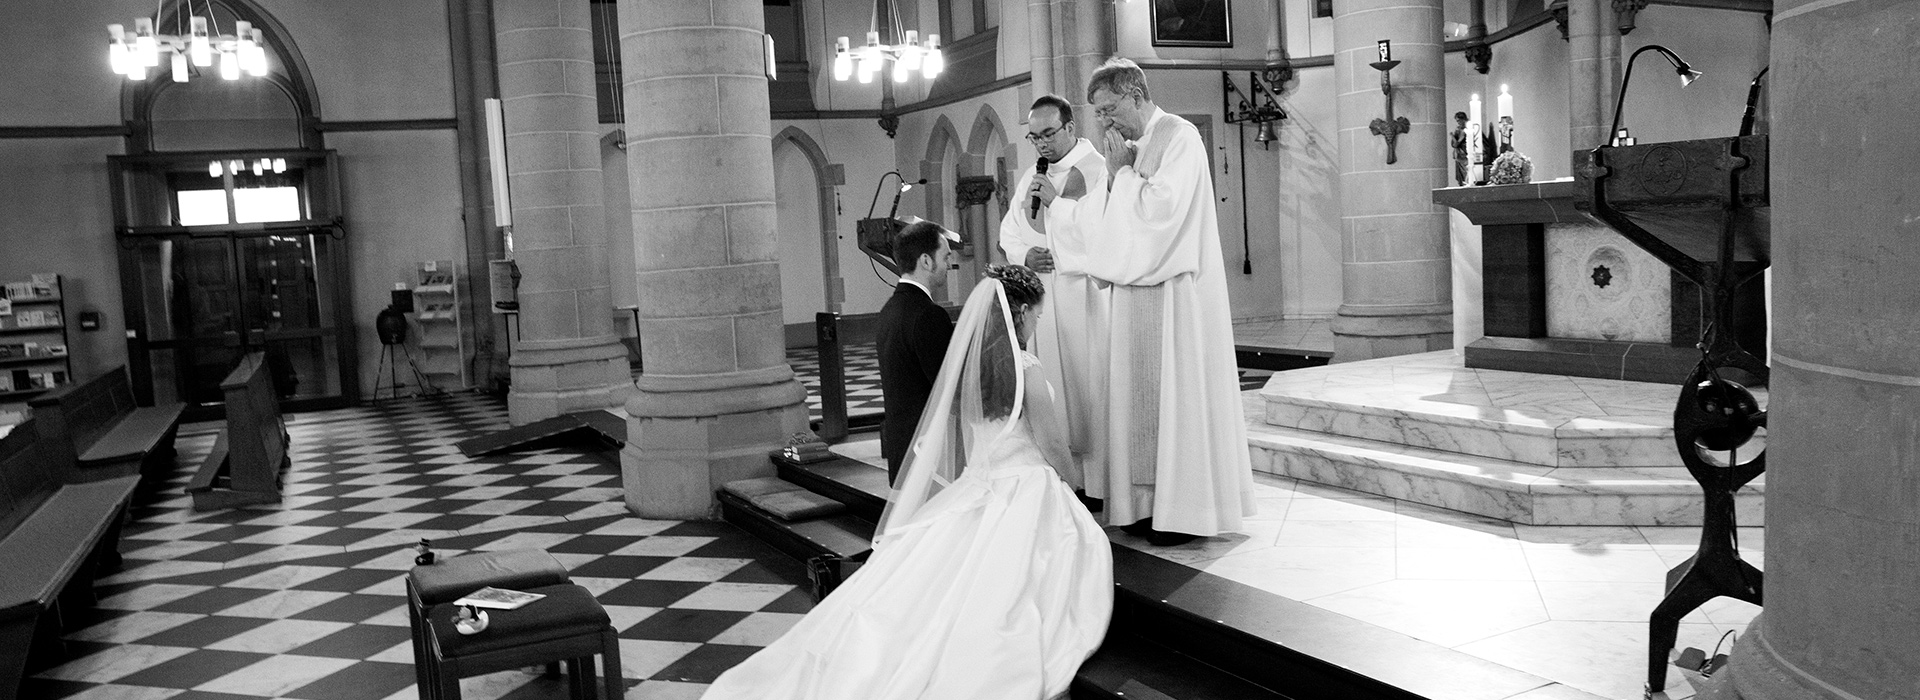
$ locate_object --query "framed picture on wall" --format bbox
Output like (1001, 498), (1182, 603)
(1151, 0), (1232, 47)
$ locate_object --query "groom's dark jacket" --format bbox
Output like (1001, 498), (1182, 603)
(875, 281), (954, 484)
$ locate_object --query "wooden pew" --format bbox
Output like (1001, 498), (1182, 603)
(28, 366), (185, 482)
(187, 352), (289, 511)
(0, 419), (140, 699)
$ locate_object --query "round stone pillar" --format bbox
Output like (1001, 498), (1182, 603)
(1565, 0), (1621, 154)
(1726, 4), (1920, 699)
(1330, 0), (1452, 360)
(618, 0), (808, 519)
(494, 0), (631, 425)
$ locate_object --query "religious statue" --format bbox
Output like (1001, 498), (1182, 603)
(1450, 112), (1469, 186)
(1496, 115), (1515, 153)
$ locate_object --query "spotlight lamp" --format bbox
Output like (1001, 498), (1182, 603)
(1606, 44), (1702, 148)
(830, 0), (942, 84)
(107, 5), (270, 83)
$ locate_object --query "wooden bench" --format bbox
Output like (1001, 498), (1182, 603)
(28, 366), (185, 482)
(0, 419), (140, 699)
(187, 352), (289, 511)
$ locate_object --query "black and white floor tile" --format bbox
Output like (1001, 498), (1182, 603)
(33, 392), (811, 700)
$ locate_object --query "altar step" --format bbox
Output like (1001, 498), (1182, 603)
(1252, 350), (1766, 526)
(721, 451), (1576, 700)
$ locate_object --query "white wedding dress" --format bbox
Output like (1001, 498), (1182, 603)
(703, 280), (1113, 700)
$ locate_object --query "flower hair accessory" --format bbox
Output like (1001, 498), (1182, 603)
(985, 264), (1045, 304)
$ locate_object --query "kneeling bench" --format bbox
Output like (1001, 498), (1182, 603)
(408, 549), (573, 699)
(422, 583), (623, 700)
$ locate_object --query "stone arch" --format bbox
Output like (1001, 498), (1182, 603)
(920, 114), (965, 227)
(771, 125), (845, 314)
(964, 102), (1008, 177)
(119, 0), (323, 152)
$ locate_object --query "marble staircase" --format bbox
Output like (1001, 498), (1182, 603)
(1250, 350), (1765, 526)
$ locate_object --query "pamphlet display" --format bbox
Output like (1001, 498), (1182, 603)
(0, 274), (74, 412)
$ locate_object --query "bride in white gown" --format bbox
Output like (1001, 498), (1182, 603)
(703, 265), (1113, 700)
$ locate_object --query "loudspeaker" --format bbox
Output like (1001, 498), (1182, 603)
(389, 288), (414, 313)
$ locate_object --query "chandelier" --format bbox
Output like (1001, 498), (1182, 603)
(107, 3), (269, 82)
(830, 0), (942, 84)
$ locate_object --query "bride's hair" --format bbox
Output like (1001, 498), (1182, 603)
(979, 265), (1046, 420)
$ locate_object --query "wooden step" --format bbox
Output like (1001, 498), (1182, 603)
(771, 452), (889, 522)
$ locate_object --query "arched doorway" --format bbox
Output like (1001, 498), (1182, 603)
(108, 0), (355, 412)
(965, 103), (1012, 266)
(772, 127), (836, 347)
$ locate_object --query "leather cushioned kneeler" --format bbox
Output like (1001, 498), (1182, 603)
(427, 583), (608, 657)
(411, 549), (570, 605)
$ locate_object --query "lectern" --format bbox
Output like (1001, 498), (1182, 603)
(1575, 136), (1769, 695)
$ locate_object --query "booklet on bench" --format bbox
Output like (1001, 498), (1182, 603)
(454, 586), (547, 610)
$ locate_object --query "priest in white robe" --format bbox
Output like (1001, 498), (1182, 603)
(999, 94), (1107, 490)
(1072, 57), (1256, 543)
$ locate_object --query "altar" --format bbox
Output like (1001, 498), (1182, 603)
(1433, 179), (1766, 384)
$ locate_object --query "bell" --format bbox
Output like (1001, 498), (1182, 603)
(1254, 120), (1278, 147)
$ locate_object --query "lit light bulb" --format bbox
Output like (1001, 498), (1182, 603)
(922, 34), (944, 79)
(134, 19), (160, 67)
(246, 29), (269, 76)
(190, 16), (211, 66)
(171, 52), (189, 82)
(210, 160), (223, 177)
(832, 36), (852, 81)
(220, 45), (240, 80)
(892, 60), (909, 83)
(108, 25), (131, 75)
(272, 158), (286, 173)
(899, 30), (922, 71)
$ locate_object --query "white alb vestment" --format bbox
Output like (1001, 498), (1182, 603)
(998, 138), (1107, 488)
(1073, 107), (1256, 536)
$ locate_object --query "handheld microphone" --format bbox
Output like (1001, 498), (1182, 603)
(1029, 157), (1050, 219)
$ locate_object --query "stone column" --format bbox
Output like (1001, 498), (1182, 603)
(495, 0), (631, 425)
(1725, 3), (1920, 698)
(619, 0), (808, 519)
(1566, 0), (1620, 154)
(1329, 0), (1452, 360)
(1027, 0), (1054, 99)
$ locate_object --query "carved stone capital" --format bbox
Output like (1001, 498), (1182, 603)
(1613, 0), (1650, 34)
(955, 175), (997, 208)
(1464, 43), (1492, 74)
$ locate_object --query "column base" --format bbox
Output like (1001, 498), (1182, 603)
(1331, 308), (1454, 362)
(1726, 618), (1884, 700)
(618, 375), (806, 517)
(508, 335), (632, 425)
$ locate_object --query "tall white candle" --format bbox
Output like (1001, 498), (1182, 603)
(1497, 84), (1513, 122)
(1469, 93), (1482, 127)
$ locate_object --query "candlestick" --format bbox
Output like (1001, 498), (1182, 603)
(1497, 84), (1512, 122)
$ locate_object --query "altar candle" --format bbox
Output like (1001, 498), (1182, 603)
(1497, 84), (1513, 122)
(1469, 93), (1482, 128)
(1377, 39), (1391, 62)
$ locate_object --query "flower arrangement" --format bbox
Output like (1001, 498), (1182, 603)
(1489, 150), (1534, 185)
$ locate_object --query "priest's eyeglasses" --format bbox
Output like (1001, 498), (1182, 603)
(1024, 126), (1065, 143)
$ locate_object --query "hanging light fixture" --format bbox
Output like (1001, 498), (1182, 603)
(830, 0), (942, 85)
(107, 2), (270, 83)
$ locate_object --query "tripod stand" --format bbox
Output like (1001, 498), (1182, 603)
(373, 304), (435, 401)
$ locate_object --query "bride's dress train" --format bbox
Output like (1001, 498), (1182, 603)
(701, 419), (1112, 700)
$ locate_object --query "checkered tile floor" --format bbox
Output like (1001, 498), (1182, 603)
(30, 392), (813, 700)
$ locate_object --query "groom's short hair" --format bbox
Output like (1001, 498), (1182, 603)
(892, 221), (946, 274)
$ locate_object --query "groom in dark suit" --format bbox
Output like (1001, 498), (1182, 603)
(876, 221), (956, 484)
